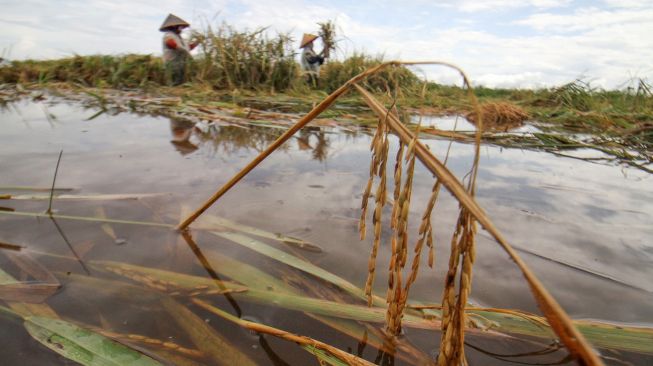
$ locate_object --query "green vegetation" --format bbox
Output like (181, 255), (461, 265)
(189, 23), (299, 92)
(0, 54), (166, 88)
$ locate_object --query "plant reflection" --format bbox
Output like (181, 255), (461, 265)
(171, 117), (337, 162)
(464, 340), (573, 365)
(179, 231), (242, 318)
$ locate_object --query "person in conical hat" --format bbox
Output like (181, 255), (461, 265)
(300, 33), (326, 87)
(160, 14), (198, 86)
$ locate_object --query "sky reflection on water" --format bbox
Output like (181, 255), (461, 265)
(1, 98), (652, 364)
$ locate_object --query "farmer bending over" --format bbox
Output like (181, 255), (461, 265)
(300, 33), (326, 87)
(160, 14), (197, 86)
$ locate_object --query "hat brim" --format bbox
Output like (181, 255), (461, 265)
(160, 14), (190, 31)
(300, 34), (319, 48)
(160, 24), (189, 32)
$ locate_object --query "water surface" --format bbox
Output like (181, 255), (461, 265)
(0, 97), (651, 365)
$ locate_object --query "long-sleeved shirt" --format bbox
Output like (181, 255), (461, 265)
(162, 31), (191, 63)
(301, 46), (324, 74)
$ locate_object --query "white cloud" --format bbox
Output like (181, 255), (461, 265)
(475, 72), (548, 89)
(603, 0), (653, 9)
(516, 6), (653, 33)
(1, 0), (652, 89)
(434, 0), (572, 12)
(0, 0), (228, 57)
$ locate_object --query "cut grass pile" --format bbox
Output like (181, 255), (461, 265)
(465, 101), (529, 131)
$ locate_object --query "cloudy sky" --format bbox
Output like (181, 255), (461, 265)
(1, 0), (652, 89)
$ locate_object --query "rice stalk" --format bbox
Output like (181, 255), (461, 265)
(0, 210), (173, 228)
(358, 105), (387, 241)
(354, 82), (605, 365)
(363, 102), (393, 306)
(0, 186), (75, 192)
(437, 86), (483, 366)
(437, 209), (477, 366)
(397, 126), (453, 332)
(92, 328), (204, 359)
(420, 180), (446, 269)
(385, 123), (421, 335)
(417, 119), (457, 269)
(358, 171), (372, 240)
(390, 142), (405, 230)
(193, 298), (377, 366)
(5, 193), (166, 201)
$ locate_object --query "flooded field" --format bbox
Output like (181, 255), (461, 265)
(1, 97), (652, 365)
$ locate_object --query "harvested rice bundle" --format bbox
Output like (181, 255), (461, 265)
(466, 101), (528, 131)
(317, 20), (337, 59)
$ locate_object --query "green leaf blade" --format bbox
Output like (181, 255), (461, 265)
(25, 316), (164, 366)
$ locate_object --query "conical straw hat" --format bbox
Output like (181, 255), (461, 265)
(300, 33), (319, 49)
(159, 14), (190, 32)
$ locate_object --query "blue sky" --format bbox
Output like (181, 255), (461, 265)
(1, 0), (652, 89)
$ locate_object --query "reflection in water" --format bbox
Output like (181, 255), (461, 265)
(465, 340), (570, 365)
(179, 231), (242, 318)
(3, 98), (344, 163)
(1, 99), (652, 365)
(374, 349), (395, 366)
(258, 335), (292, 366)
(168, 116), (337, 161)
(169, 119), (198, 155)
(49, 216), (91, 275)
(192, 121), (287, 156)
(297, 127), (331, 162)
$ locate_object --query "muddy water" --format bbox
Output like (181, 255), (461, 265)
(0, 98), (651, 365)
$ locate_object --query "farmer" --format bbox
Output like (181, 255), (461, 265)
(300, 33), (326, 86)
(159, 14), (198, 86)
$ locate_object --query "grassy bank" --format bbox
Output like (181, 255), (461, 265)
(2, 52), (651, 133)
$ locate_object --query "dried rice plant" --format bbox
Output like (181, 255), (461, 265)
(390, 141), (405, 231)
(385, 122), (420, 335)
(194, 299), (378, 366)
(437, 209), (477, 365)
(361, 101), (393, 306)
(355, 81), (481, 360)
(466, 101), (529, 131)
(398, 134), (453, 326)
(180, 60), (604, 366)
(354, 74), (603, 365)
(436, 78), (484, 366)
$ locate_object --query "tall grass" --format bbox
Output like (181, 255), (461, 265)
(0, 51), (419, 95)
(190, 23), (299, 91)
(0, 18), (651, 140)
(0, 54), (165, 88)
(320, 53), (419, 93)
